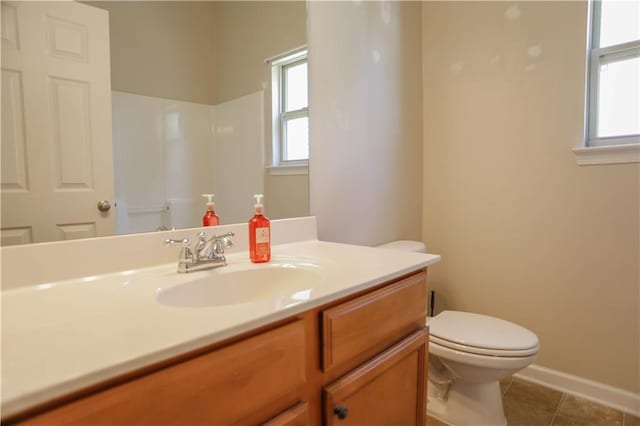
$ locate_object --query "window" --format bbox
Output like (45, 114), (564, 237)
(270, 48), (309, 171)
(586, 0), (640, 147)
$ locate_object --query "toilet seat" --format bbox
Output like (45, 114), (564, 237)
(428, 311), (539, 357)
(430, 335), (539, 357)
(429, 339), (538, 370)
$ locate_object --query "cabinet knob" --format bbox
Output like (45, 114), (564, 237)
(334, 406), (349, 420)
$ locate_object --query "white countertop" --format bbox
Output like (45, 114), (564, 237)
(1, 239), (440, 418)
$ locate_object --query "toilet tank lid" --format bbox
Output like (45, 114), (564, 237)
(429, 311), (539, 351)
(377, 240), (426, 253)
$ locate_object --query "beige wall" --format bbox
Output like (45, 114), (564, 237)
(266, 174), (310, 220)
(308, 1), (423, 246)
(213, 1), (306, 105)
(86, 1), (216, 105)
(87, 1), (306, 106)
(422, 1), (639, 393)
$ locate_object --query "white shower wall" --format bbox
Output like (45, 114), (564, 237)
(308, 1), (423, 245)
(211, 92), (264, 226)
(111, 91), (264, 235)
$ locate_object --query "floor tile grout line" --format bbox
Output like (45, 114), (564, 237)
(548, 392), (566, 426)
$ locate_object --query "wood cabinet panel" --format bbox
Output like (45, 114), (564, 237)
(322, 271), (427, 373)
(262, 402), (309, 426)
(20, 320), (306, 426)
(323, 328), (429, 426)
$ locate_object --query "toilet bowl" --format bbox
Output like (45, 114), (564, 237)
(377, 241), (540, 426)
(428, 311), (539, 426)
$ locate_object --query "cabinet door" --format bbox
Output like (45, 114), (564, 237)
(324, 328), (428, 426)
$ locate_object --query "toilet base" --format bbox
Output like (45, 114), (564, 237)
(427, 379), (507, 426)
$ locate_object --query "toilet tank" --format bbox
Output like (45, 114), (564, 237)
(377, 240), (426, 253)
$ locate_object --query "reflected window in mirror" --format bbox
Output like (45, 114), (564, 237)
(271, 48), (309, 171)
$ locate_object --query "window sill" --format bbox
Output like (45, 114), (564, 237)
(572, 144), (640, 166)
(267, 164), (309, 176)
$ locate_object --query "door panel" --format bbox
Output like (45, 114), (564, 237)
(56, 223), (96, 241)
(49, 77), (95, 189)
(1, 3), (20, 51)
(45, 16), (89, 63)
(0, 227), (32, 245)
(1, 69), (28, 191)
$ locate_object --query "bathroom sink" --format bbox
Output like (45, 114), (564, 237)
(156, 259), (322, 308)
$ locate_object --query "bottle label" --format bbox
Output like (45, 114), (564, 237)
(256, 227), (269, 244)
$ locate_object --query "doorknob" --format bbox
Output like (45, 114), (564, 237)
(97, 200), (111, 212)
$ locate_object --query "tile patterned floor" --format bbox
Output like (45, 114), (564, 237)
(426, 377), (639, 426)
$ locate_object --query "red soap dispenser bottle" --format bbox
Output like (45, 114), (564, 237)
(202, 194), (220, 226)
(248, 194), (270, 263)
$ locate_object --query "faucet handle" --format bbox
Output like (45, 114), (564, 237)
(164, 238), (194, 263)
(164, 238), (190, 246)
(210, 231), (235, 242)
(209, 232), (233, 257)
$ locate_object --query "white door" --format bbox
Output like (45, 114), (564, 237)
(1, 1), (114, 245)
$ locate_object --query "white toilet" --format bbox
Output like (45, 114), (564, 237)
(377, 241), (540, 426)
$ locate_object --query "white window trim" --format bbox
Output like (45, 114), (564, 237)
(266, 164), (309, 176)
(269, 47), (309, 174)
(575, 1), (640, 165)
(573, 143), (640, 165)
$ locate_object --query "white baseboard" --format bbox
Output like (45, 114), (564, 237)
(514, 364), (640, 417)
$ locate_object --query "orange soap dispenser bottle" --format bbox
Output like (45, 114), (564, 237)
(248, 194), (270, 263)
(202, 194), (220, 226)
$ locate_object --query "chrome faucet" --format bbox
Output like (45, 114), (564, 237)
(165, 231), (235, 273)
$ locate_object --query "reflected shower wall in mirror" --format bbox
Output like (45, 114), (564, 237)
(0, 1), (309, 246)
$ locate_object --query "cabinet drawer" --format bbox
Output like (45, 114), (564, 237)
(21, 320), (306, 426)
(321, 271), (426, 373)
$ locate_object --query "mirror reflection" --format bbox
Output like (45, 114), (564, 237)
(0, 1), (309, 246)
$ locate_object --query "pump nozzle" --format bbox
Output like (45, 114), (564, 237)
(253, 194), (264, 215)
(202, 194), (215, 210)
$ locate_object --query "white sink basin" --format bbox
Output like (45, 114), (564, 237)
(156, 258), (323, 308)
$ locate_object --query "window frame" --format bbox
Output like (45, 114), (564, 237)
(586, 0), (640, 147)
(270, 48), (309, 171)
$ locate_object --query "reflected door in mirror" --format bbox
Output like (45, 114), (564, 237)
(1, 2), (114, 245)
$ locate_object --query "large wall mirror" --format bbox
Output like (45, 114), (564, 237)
(0, 1), (309, 246)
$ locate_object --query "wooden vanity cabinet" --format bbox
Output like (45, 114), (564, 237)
(320, 271), (428, 426)
(9, 269), (429, 426)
